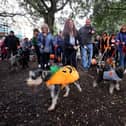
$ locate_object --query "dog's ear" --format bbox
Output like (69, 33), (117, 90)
(41, 70), (52, 81)
(29, 71), (35, 77)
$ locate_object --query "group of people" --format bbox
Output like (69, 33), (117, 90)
(30, 18), (95, 71)
(93, 24), (126, 69)
(0, 31), (32, 68)
(0, 18), (126, 71)
(0, 31), (20, 61)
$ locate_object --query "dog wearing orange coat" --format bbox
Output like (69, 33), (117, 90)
(26, 65), (82, 111)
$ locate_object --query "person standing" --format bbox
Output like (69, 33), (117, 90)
(0, 37), (7, 60)
(21, 38), (31, 49)
(31, 28), (41, 65)
(116, 24), (126, 69)
(38, 23), (54, 69)
(21, 37), (31, 62)
(54, 31), (64, 63)
(100, 32), (110, 54)
(93, 35), (101, 58)
(100, 32), (110, 60)
(63, 18), (79, 68)
(78, 18), (95, 71)
(4, 31), (20, 58)
(108, 33), (116, 58)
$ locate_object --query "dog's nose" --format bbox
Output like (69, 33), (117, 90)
(24, 80), (27, 83)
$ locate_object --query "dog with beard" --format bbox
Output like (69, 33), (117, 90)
(93, 59), (124, 94)
(26, 65), (82, 111)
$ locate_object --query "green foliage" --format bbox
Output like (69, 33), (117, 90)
(53, 24), (58, 35)
(69, 0), (92, 19)
(17, 0), (126, 34)
(91, 0), (126, 33)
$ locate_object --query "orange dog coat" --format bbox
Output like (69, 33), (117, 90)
(45, 65), (79, 88)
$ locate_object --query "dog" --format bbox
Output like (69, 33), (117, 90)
(93, 60), (124, 94)
(29, 49), (36, 62)
(9, 48), (29, 71)
(26, 65), (82, 111)
(9, 53), (21, 71)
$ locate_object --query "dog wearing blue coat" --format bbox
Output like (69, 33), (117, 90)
(93, 60), (124, 94)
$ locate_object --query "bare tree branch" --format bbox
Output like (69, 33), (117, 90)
(56, 0), (69, 12)
(109, 7), (126, 10)
(24, 0), (47, 15)
(41, 0), (49, 10)
(0, 12), (26, 17)
(49, 0), (56, 12)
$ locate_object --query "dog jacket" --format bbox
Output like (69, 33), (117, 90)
(45, 65), (79, 88)
(103, 69), (121, 81)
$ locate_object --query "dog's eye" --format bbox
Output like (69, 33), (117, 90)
(66, 67), (72, 73)
(31, 76), (36, 80)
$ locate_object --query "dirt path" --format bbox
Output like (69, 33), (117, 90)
(0, 61), (126, 126)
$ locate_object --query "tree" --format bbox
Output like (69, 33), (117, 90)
(0, 0), (38, 37)
(91, 0), (126, 34)
(0, 0), (26, 17)
(18, 0), (92, 33)
(18, 0), (70, 33)
(0, 0), (93, 35)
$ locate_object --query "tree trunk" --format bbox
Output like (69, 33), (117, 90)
(44, 12), (55, 34)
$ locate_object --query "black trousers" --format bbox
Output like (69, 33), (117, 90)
(7, 48), (17, 58)
(63, 48), (77, 68)
(34, 45), (41, 64)
(40, 52), (50, 69)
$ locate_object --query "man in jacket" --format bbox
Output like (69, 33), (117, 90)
(78, 18), (95, 71)
(4, 31), (20, 58)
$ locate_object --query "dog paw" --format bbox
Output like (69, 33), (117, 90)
(48, 105), (55, 111)
(115, 83), (120, 91)
(63, 93), (69, 97)
(109, 86), (114, 94)
(78, 87), (82, 92)
(93, 81), (97, 88)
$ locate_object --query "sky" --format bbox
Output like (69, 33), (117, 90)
(0, 0), (38, 38)
(0, 0), (91, 39)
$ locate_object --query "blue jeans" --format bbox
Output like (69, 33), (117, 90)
(81, 43), (93, 69)
(118, 47), (126, 68)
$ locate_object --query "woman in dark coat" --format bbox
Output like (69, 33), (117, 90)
(62, 18), (79, 68)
